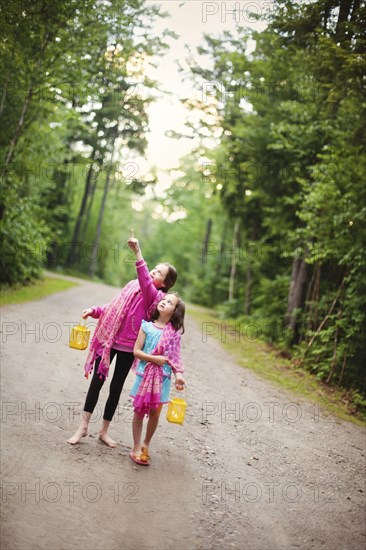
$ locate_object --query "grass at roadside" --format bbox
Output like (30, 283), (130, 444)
(1, 276), (78, 306)
(187, 303), (365, 427)
(49, 266), (103, 282)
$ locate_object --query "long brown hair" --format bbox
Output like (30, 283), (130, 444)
(151, 292), (185, 333)
(161, 263), (177, 291)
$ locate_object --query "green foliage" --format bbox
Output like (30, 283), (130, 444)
(179, 0), (366, 401)
(0, 0), (171, 286)
(350, 391), (366, 420)
(0, 183), (50, 284)
(250, 275), (292, 337)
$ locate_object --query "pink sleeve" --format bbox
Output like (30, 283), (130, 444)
(136, 258), (159, 310)
(90, 304), (109, 318)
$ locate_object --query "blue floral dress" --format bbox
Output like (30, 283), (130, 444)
(130, 320), (173, 403)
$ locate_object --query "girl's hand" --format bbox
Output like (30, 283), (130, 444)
(81, 308), (93, 319)
(127, 237), (140, 254)
(175, 373), (186, 391)
(153, 355), (169, 367)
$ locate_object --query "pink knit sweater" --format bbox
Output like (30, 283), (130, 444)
(90, 259), (165, 353)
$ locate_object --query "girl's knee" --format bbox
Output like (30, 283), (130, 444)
(149, 405), (163, 418)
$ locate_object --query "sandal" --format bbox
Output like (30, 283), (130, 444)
(129, 450), (149, 466)
(141, 446), (150, 462)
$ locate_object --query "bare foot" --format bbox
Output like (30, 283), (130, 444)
(98, 432), (117, 448)
(67, 426), (88, 445)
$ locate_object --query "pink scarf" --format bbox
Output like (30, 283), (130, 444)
(84, 279), (155, 379)
(133, 322), (183, 418)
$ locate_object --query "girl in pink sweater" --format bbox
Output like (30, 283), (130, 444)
(67, 237), (177, 447)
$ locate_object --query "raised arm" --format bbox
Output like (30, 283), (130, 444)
(128, 237), (143, 262)
(127, 237), (160, 309)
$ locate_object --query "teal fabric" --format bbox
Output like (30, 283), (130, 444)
(130, 320), (172, 403)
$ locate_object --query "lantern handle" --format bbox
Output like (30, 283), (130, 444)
(172, 385), (187, 400)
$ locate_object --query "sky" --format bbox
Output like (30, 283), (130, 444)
(129, 0), (272, 196)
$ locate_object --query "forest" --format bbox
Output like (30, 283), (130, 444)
(1, 0), (365, 413)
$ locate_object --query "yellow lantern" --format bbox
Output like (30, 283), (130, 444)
(69, 320), (90, 350)
(166, 397), (187, 425)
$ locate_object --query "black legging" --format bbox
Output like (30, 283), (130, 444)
(83, 349), (134, 421)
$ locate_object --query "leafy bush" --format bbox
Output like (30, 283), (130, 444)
(0, 186), (50, 285)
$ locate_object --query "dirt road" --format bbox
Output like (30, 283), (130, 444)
(1, 276), (365, 550)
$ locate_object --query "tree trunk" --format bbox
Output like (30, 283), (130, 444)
(4, 39), (49, 168)
(0, 85), (31, 221)
(67, 152), (96, 266)
(88, 142), (116, 277)
(201, 218), (212, 264)
(335, 0), (353, 38)
(5, 89), (33, 166)
(244, 228), (256, 316)
(299, 262), (316, 344)
(313, 262), (321, 326)
(284, 256), (308, 332)
(244, 266), (252, 316)
(212, 221), (227, 303)
(306, 262), (321, 335)
(325, 308), (341, 385)
(81, 167), (99, 237)
(0, 81), (7, 118)
(338, 353), (347, 386)
(228, 219), (240, 301)
(350, 0), (361, 22)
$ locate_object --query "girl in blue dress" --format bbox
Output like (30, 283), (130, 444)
(129, 292), (185, 465)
